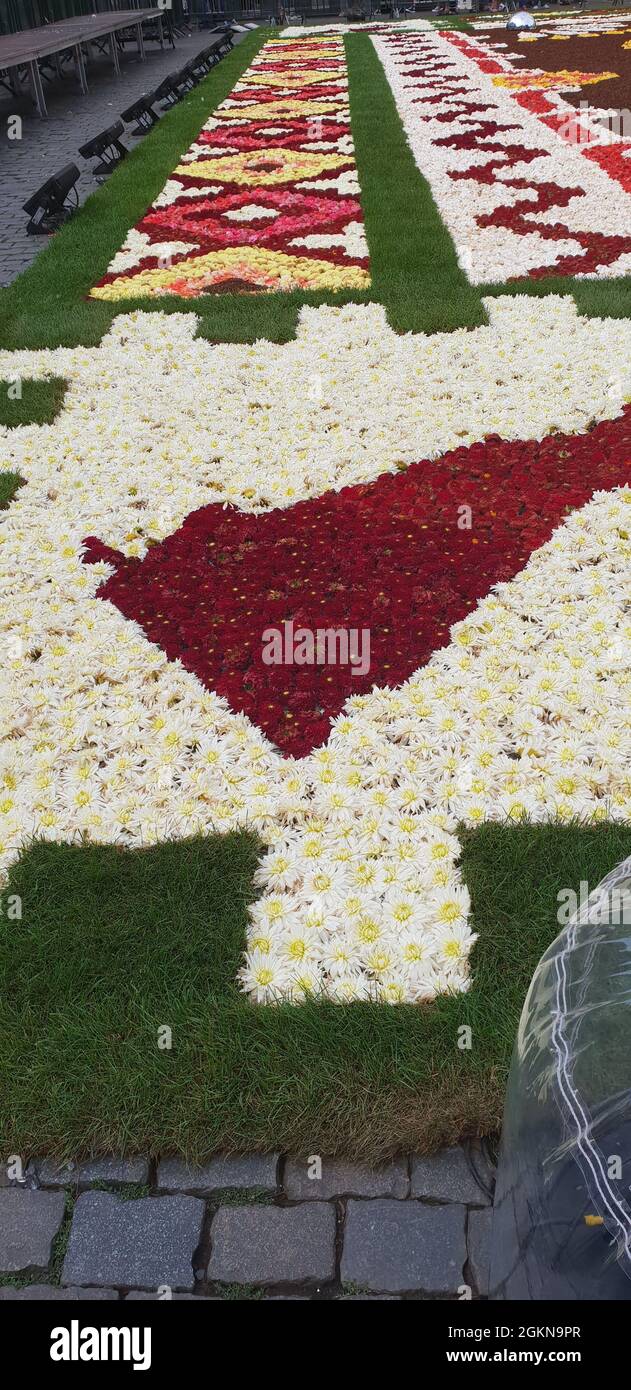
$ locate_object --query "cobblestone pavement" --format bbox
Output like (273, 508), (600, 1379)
(0, 29), (240, 287)
(0, 1145), (495, 1299)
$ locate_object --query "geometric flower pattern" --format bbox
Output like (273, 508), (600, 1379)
(5, 16), (631, 1003)
(3, 292), (631, 1001)
(373, 24), (631, 283)
(90, 34), (370, 300)
(83, 401), (631, 758)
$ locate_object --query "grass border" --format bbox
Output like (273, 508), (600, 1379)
(3, 822), (631, 1161)
(345, 30), (487, 334)
(0, 377), (67, 429)
(0, 472), (25, 508)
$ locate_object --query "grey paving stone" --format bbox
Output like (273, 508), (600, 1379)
(28, 1156), (148, 1187)
(340, 1199), (466, 1295)
(62, 1192), (205, 1292)
(125, 1291), (209, 1301)
(78, 1158), (150, 1188)
(28, 1158), (78, 1187)
(208, 1203), (336, 1287)
(284, 1157), (408, 1201)
(0, 1161), (26, 1187)
(0, 1189), (66, 1275)
(156, 1154), (278, 1195)
(0, 32), (245, 286)
(0, 1284), (118, 1300)
(468, 1207), (493, 1298)
(410, 1147), (491, 1206)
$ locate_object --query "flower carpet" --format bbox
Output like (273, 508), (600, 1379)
(90, 32), (369, 300)
(2, 18), (631, 1029)
(374, 19), (631, 281)
(477, 12), (631, 130)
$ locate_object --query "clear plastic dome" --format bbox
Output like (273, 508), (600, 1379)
(490, 855), (631, 1299)
(507, 12), (536, 30)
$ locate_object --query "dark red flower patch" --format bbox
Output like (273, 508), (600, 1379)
(83, 409), (631, 757)
(196, 119), (350, 152)
(141, 188), (362, 254)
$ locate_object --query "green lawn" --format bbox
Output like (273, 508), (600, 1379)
(346, 31), (486, 335)
(0, 471), (24, 508)
(0, 378), (67, 429)
(2, 822), (630, 1163)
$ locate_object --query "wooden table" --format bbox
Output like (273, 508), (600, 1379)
(0, 8), (167, 118)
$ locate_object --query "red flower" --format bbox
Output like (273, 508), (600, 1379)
(83, 407), (631, 757)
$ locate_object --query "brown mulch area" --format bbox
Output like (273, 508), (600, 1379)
(479, 26), (631, 113)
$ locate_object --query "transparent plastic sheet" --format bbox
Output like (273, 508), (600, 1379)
(490, 856), (631, 1300)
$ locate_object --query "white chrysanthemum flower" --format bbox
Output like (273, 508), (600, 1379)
(326, 975), (371, 1003)
(375, 980), (409, 1005)
(384, 891), (431, 935)
(238, 951), (293, 1003)
(321, 937), (360, 978)
(255, 849), (300, 891)
(431, 922), (478, 970)
(430, 885), (471, 931)
(286, 963), (324, 1001)
(363, 946), (397, 979)
(249, 894), (298, 932)
(278, 926), (322, 966)
(400, 934), (430, 967)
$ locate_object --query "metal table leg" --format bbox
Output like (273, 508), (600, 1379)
(136, 22), (146, 61)
(74, 43), (89, 95)
(29, 59), (48, 118)
(109, 31), (121, 77)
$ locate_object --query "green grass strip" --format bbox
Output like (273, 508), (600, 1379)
(2, 821), (631, 1162)
(0, 377), (67, 429)
(345, 30), (487, 334)
(0, 472), (24, 509)
(481, 273), (631, 322)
